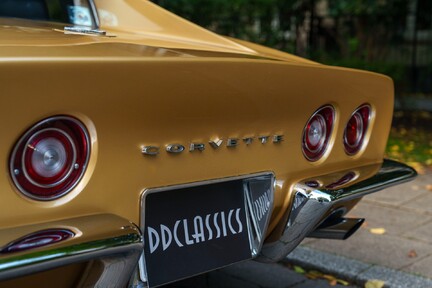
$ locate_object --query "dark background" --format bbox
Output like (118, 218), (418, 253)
(153, 0), (432, 96)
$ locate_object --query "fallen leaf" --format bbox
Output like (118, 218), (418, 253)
(305, 270), (322, 279)
(408, 249), (418, 258)
(365, 279), (385, 288)
(362, 221), (369, 228)
(305, 273), (318, 280)
(337, 279), (350, 286)
(426, 185), (432, 191)
(293, 265), (305, 274)
(291, 265), (352, 286)
(370, 228), (386, 235)
(323, 274), (336, 281)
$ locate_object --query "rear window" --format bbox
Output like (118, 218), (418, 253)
(0, 0), (95, 26)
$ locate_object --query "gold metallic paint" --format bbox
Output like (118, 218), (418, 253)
(0, 0), (393, 240)
(0, 58), (393, 233)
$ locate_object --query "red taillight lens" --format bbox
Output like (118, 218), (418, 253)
(325, 172), (357, 189)
(1, 229), (74, 253)
(344, 105), (371, 155)
(10, 116), (90, 200)
(302, 105), (335, 161)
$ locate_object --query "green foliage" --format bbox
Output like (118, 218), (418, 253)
(153, 0), (307, 49)
(386, 111), (432, 171)
(153, 0), (431, 94)
(318, 57), (406, 84)
(328, 0), (407, 19)
(326, 0), (408, 62)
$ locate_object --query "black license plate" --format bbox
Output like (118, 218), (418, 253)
(142, 179), (252, 287)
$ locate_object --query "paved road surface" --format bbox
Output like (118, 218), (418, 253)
(163, 260), (357, 288)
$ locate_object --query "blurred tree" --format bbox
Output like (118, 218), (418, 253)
(325, 0), (408, 61)
(152, 0), (409, 60)
(153, 0), (312, 52)
(153, 0), (432, 94)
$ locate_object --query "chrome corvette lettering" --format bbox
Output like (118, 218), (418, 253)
(209, 139), (223, 149)
(141, 134), (284, 156)
(166, 144), (185, 153)
(142, 146), (159, 155)
(190, 143), (205, 152)
(273, 135), (284, 143)
(226, 138), (238, 147)
(258, 136), (270, 144)
(147, 208), (243, 254)
(243, 137), (254, 145)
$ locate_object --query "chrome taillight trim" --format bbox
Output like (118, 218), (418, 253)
(88, 0), (100, 28)
(343, 104), (371, 156)
(10, 116), (91, 201)
(302, 105), (335, 162)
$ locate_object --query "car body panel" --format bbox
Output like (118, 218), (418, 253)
(1, 55), (392, 231)
(0, 0), (414, 287)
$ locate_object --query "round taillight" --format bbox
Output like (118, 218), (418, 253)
(10, 116), (90, 200)
(325, 172), (357, 189)
(344, 105), (371, 155)
(1, 229), (75, 253)
(302, 105), (335, 161)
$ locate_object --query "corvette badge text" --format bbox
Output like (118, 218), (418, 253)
(141, 135), (284, 156)
(146, 208), (244, 254)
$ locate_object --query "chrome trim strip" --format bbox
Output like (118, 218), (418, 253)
(88, 0), (100, 28)
(0, 214), (142, 287)
(259, 159), (417, 262)
(243, 175), (275, 257)
(63, 26), (107, 36)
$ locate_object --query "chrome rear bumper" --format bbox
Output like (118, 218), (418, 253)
(260, 159), (417, 262)
(0, 214), (142, 287)
(0, 160), (416, 286)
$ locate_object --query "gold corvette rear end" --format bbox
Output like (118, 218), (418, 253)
(0, 0), (416, 287)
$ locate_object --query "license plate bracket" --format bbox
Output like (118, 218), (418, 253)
(140, 173), (274, 287)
